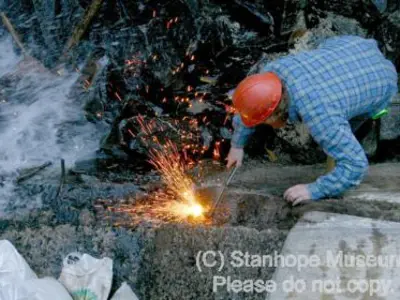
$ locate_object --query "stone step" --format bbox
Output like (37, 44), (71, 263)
(228, 162), (400, 204)
(346, 162), (400, 204)
(198, 162), (400, 230)
(267, 211), (400, 300)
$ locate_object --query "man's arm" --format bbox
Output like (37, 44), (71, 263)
(305, 116), (369, 200)
(231, 114), (256, 148)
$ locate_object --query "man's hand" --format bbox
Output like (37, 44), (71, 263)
(284, 184), (311, 206)
(226, 147), (244, 168)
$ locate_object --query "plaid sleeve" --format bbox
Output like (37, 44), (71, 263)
(231, 114), (256, 148)
(305, 116), (369, 200)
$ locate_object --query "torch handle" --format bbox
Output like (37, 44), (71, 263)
(209, 165), (239, 217)
(225, 164), (239, 186)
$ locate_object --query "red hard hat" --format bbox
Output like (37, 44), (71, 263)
(232, 72), (282, 127)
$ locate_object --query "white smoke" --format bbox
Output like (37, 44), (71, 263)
(0, 37), (102, 211)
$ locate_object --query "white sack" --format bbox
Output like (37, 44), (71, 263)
(0, 278), (72, 300)
(110, 282), (139, 300)
(0, 240), (37, 285)
(59, 252), (113, 300)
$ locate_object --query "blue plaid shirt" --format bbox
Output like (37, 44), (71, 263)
(231, 35), (398, 200)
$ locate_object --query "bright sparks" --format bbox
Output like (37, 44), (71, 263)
(170, 201), (204, 218)
(133, 116), (207, 221)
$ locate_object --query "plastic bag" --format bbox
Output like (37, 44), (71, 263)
(0, 278), (73, 300)
(0, 240), (72, 300)
(59, 252), (113, 300)
(0, 240), (37, 285)
(25, 278), (73, 300)
(110, 282), (139, 300)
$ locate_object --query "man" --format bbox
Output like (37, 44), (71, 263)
(226, 35), (398, 206)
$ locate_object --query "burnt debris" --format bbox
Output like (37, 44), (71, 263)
(0, 0), (399, 171)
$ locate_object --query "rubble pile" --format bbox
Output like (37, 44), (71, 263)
(1, 0), (399, 167)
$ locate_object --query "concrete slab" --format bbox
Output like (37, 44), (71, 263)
(198, 161), (400, 230)
(204, 161), (324, 196)
(345, 163), (400, 204)
(346, 191), (400, 203)
(139, 224), (287, 300)
(267, 211), (400, 300)
(218, 161), (400, 204)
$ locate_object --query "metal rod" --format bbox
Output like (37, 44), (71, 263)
(208, 165), (239, 217)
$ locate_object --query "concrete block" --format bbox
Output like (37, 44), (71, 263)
(268, 211), (400, 299)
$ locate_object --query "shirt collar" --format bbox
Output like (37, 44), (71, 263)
(283, 86), (300, 123)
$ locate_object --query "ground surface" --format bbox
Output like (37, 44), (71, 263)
(1, 160), (400, 299)
(268, 211), (400, 300)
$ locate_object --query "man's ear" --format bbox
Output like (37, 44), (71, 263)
(269, 119), (286, 129)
